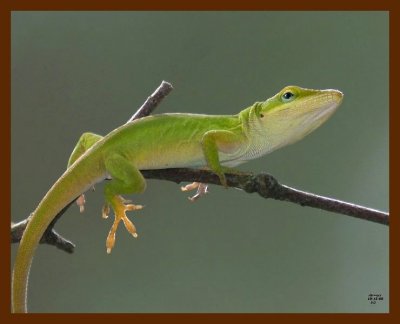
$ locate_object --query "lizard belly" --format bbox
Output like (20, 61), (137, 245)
(134, 141), (207, 170)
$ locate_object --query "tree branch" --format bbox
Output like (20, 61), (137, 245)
(11, 80), (388, 253)
(141, 169), (388, 226)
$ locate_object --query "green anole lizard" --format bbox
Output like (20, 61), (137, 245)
(12, 85), (343, 313)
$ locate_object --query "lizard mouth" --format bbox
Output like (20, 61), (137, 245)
(313, 101), (338, 121)
(306, 90), (343, 125)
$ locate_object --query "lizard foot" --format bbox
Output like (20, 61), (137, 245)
(76, 186), (96, 213)
(103, 195), (143, 254)
(181, 182), (209, 202)
(76, 194), (86, 213)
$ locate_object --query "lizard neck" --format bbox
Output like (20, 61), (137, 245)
(238, 103), (275, 162)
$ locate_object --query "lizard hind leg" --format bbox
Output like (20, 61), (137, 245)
(181, 182), (209, 202)
(103, 153), (147, 253)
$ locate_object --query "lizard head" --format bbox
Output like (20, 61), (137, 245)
(253, 85), (343, 150)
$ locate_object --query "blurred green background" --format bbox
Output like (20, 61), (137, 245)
(11, 11), (388, 313)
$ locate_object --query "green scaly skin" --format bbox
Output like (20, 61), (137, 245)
(12, 86), (343, 312)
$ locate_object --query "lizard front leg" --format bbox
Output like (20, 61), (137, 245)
(201, 129), (244, 187)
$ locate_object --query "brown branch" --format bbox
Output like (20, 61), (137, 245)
(127, 80), (173, 122)
(11, 80), (388, 253)
(141, 169), (388, 226)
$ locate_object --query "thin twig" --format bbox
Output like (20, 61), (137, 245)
(127, 81), (173, 122)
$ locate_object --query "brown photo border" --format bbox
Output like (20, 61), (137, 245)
(1, 0), (397, 323)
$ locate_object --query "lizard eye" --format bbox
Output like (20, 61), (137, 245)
(281, 91), (295, 102)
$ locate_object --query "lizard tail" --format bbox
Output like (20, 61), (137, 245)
(12, 157), (104, 312)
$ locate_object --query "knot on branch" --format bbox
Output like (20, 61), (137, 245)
(242, 172), (279, 199)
